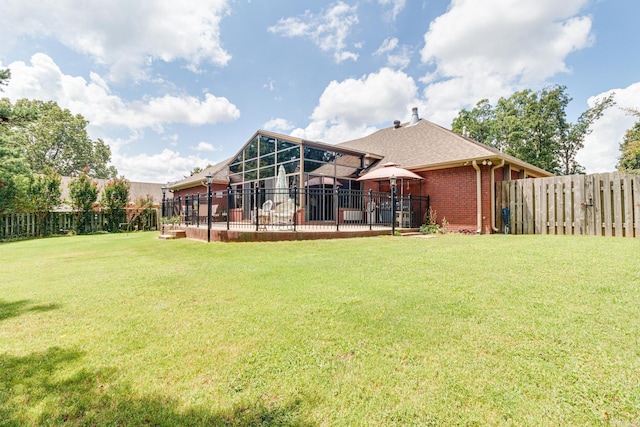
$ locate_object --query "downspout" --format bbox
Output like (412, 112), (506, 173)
(491, 159), (505, 232)
(472, 160), (482, 234)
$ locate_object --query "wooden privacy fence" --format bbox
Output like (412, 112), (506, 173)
(0, 209), (159, 241)
(499, 172), (640, 237)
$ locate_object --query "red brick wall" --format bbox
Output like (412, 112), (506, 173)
(421, 166), (479, 233)
(170, 183), (230, 213)
(362, 165), (506, 234)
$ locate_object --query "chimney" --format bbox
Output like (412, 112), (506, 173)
(393, 120), (401, 129)
(409, 107), (419, 126)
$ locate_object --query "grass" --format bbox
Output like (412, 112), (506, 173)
(1, 232), (640, 425)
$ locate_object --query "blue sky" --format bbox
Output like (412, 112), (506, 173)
(1, 0), (639, 182)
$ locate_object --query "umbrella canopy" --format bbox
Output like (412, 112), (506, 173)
(356, 162), (423, 182)
(274, 165), (289, 204)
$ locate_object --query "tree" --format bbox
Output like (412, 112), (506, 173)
(18, 168), (62, 235)
(186, 164), (214, 178)
(0, 69), (9, 92)
(0, 97), (37, 214)
(68, 169), (98, 233)
(13, 99), (117, 179)
(617, 109), (640, 172)
(452, 99), (498, 147)
(560, 92), (616, 175)
(452, 85), (615, 175)
(126, 195), (154, 231)
(102, 177), (130, 231)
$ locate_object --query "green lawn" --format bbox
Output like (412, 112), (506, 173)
(1, 233), (639, 426)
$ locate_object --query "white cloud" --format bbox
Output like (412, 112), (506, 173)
(268, 1), (360, 63)
(374, 38), (399, 56)
(195, 142), (217, 152)
(374, 38), (411, 70)
(419, 0), (594, 125)
(0, 0), (231, 81)
(291, 67), (418, 142)
(378, 0), (406, 20)
(111, 146), (215, 183)
(577, 82), (640, 173)
(1, 53), (238, 182)
(263, 118), (295, 133)
(3, 54), (240, 133)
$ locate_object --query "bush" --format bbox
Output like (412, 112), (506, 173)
(420, 207), (446, 234)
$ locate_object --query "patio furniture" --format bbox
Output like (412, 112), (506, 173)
(272, 199), (295, 229)
(258, 200), (273, 230)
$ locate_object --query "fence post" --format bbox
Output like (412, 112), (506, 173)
(226, 185), (231, 231)
(255, 186), (259, 232)
(293, 186), (298, 232)
(335, 187), (340, 232)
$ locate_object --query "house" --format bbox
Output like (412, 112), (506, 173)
(56, 177), (167, 212)
(338, 107), (553, 233)
(167, 107), (553, 234)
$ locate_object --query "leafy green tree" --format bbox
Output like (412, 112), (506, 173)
(617, 109), (640, 172)
(102, 177), (130, 231)
(560, 92), (615, 175)
(0, 69), (9, 91)
(0, 97), (37, 214)
(126, 195), (155, 231)
(18, 168), (62, 235)
(452, 85), (615, 175)
(69, 169), (98, 233)
(13, 99), (117, 179)
(453, 99), (498, 147)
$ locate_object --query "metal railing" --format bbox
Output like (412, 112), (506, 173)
(161, 187), (429, 232)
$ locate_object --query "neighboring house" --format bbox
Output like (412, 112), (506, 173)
(167, 108), (553, 233)
(56, 176), (168, 212)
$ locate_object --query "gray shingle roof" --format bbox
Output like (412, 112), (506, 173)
(338, 119), (552, 177)
(169, 161), (231, 191)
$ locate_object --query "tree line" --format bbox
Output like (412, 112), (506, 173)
(0, 69), (152, 234)
(451, 85), (639, 174)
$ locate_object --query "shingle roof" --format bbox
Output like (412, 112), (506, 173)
(56, 177), (168, 211)
(338, 119), (552, 177)
(169, 160), (231, 191)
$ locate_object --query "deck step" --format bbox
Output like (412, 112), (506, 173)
(159, 229), (187, 239)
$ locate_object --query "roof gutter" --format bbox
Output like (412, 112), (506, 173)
(490, 159), (505, 232)
(472, 160), (482, 234)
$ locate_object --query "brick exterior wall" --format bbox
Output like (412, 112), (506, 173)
(174, 166), (517, 234)
(362, 165), (507, 234)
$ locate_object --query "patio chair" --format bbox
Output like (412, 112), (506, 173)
(272, 199), (295, 228)
(258, 200), (273, 230)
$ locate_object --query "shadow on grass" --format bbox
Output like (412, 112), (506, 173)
(0, 347), (312, 426)
(0, 299), (61, 322)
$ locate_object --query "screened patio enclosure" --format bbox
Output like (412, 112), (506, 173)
(163, 130), (430, 232)
(227, 131), (371, 223)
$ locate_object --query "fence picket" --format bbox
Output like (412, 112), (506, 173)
(509, 181), (517, 234)
(610, 173), (623, 237)
(523, 179), (533, 234)
(534, 178), (543, 234)
(1, 210), (158, 240)
(623, 175), (634, 237)
(498, 171), (640, 238)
